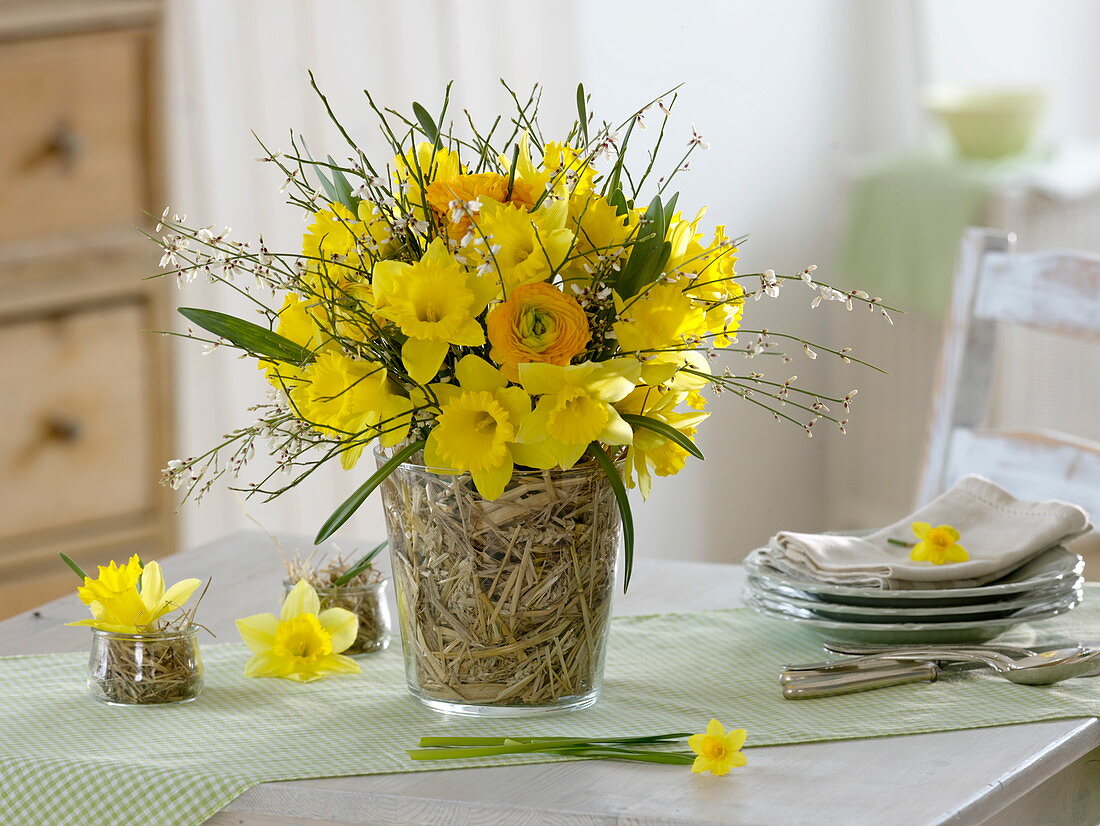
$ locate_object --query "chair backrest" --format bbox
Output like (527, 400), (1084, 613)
(918, 227), (1100, 517)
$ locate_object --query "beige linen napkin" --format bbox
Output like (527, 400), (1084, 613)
(759, 475), (1091, 589)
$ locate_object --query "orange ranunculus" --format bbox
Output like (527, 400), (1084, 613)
(425, 173), (539, 241)
(486, 282), (591, 380)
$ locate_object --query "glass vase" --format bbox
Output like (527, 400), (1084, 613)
(378, 453), (621, 717)
(283, 579), (392, 655)
(87, 627), (203, 706)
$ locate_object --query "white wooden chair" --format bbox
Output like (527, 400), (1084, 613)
(918, 228), (1100, 533)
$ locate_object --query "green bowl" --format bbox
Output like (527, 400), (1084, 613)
(924, 86), (1045, 159)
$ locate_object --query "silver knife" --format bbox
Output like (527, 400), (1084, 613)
(782, 660), (971, 699)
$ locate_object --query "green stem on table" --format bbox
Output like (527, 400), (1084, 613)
(887, 538), (914, 548)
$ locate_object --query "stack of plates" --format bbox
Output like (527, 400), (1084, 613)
(743, 545), (1084, 644)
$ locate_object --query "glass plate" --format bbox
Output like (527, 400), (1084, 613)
(741, 587), (1082, 645)
(744, 545), (1083, 607)
(746, 575), (1083, 623)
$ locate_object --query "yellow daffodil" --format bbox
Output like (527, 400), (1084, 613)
(689, 719), (748, 776)
(506, 135), (597, 204)
(423, 356), (554, 499)
(373, 239), (496, 383)
(516, 358), (641, 468)
(293, 351), (412, 468)
(301, 202), (393, 292)
(486, 282), (591, 380)
(473, 200), (574, 296)
(562, 194), (635, 283)
(261, 293), (327, 390)
(910, 522), (969, 565)
(393, 142), (465, 218)
(236, 580), (360, 682)
(616, 387), (708, 498)
(69, 556), (202, 634)
(613, 282), (708, 353)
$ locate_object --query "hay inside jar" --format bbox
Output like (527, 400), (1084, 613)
(284, 543), (392, 655)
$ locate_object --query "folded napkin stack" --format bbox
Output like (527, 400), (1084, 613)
(755, 475), (1091, 590)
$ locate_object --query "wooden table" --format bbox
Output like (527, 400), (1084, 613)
(3, 531), (1098, 826)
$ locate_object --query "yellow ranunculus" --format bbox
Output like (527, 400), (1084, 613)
(486, 282), (591, 380)
(473, 200), (574, 296)
(616, 387), (708, 498)
(69, 557), (202, 634)
(423, 356), (554, 499)
(689, 719), (748, 776)
(236, 580), (360, 682)
(373, 239), (496, 383)
(516, 358), (641, 469)
(909, 522), (969, 565)
(613, 282), (708, 353)
(293, 351), (411, 469)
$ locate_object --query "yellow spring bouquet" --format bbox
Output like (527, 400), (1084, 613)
(157, 81), (892, 585)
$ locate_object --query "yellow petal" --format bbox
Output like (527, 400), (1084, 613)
(456, 355), (507, 393)
(236, 613), (281, 653)
(598, 407), (634, 446)
(244, 651), (293, 679)
(517, 362), (566, 396)
(938, 524), (961, 543)
(706, 718), (726, 738)
(281, 579), (321, 620)
(139, 561), (166, 608)
(157, 578), (202, 617)
(402, 337), (449, 384)
(318, 607), (359, 654)
(911, 521), (933, 540)
(691, 755), (711, 773)
(724, 728), (747, 752)
(688, 733), (707, 755)
(946, 544), (969, 562)
(472, 457), (513, 500)
(315, 653), (362, 675)
(909, 542), (932, 562)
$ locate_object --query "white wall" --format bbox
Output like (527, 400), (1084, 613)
(166, 0), (1099, 564)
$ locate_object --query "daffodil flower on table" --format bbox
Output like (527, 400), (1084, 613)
(68, 555), (202, 634)
(909, 522), (969, 565)
(689, 718), (748, 775)
(516, 358), (641, 470)
(423, 355), (556, 499)
(236, 579), (361, 682)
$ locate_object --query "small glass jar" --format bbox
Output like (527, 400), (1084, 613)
(283, 579), (392, 655)
(88, 627), (203, 706)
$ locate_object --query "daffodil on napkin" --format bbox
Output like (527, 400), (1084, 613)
(407, 718), (748, 776)
(65, 554), (203, 633)
(236, 580), (361, 682)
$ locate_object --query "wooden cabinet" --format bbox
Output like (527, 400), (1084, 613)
(0, 1), (173, 618)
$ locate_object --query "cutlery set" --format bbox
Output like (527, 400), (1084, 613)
(781, 642), (1100, 699)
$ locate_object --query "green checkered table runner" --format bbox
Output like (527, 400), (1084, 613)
(2, 586), (1098, 826)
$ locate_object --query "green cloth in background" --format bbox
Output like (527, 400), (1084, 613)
(837, 149), (1048, 316)
(1, 586), (1097, 826)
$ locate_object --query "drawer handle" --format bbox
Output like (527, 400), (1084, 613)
(43, 415), (82, 443)
(45, 121), (84, 170)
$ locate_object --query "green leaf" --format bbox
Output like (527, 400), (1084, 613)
(315, 441), (426, 544)
(59, 552), (88, 581)
(314, 167), (340, 205)
(332, 540), (387, 586)
(327, 156), (359, 212)
(576, 83), (589, 145)
(178, 308), (313, 364)
(412, 101), (442, 149)
(602, 117), (636, 201)
(590, 443), (634, 592)
(621, 414), (704, 461)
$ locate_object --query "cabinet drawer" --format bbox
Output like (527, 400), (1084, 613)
(0, 29), (148, 245)
(0, 301), (154, 542)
